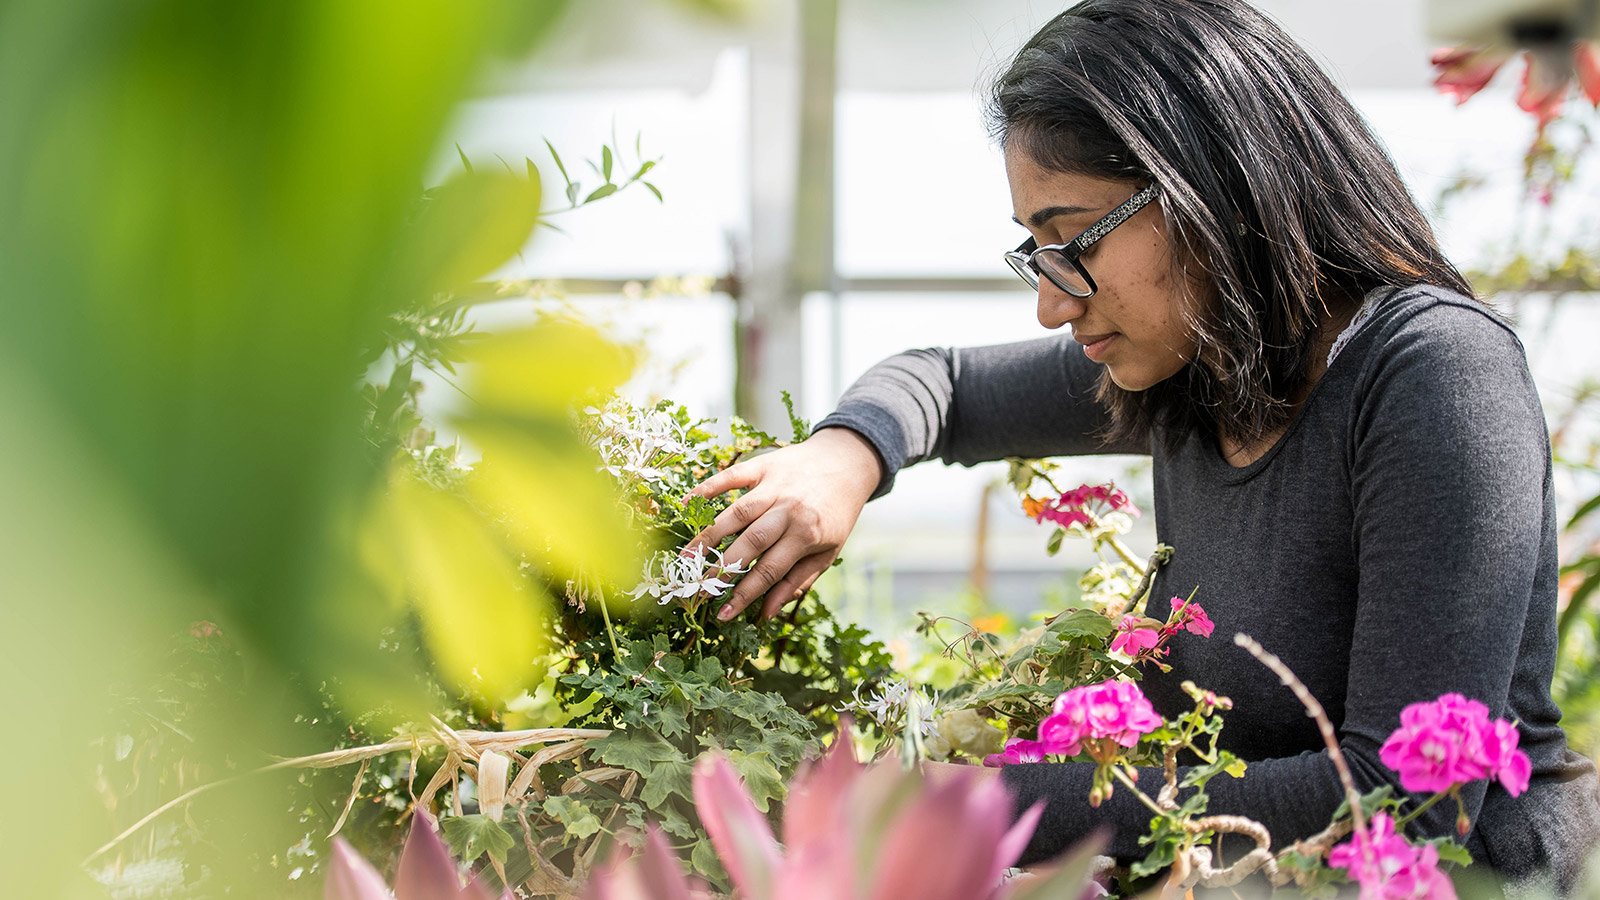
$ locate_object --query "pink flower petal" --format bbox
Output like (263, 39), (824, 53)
(782, 733), (862, 848)
(865, 770), (1012, 900)
(693, 754), (782, 898)
(1498, 749), (1532, 797)
(395, 813), (465, 900)
(324, 837), (393, 900)
(1517, 51), (1568, 129)
(1430, 46), (1511, 104)
(1577, 41), (1600, 107)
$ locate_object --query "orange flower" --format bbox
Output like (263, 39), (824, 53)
(1021, 495), (1046, 521)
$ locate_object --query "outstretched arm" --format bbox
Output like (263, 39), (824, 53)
(689, 333), (1136, 620)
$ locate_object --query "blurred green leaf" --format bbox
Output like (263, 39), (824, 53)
(602, 144), (614, 182)
(397, 169), (541, 297)
(584, 183), (618, 204)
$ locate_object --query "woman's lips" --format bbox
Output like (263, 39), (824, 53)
(1075, 332), (1117, 362)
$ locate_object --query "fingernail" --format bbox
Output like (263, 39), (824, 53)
(718, 605), (735, 621)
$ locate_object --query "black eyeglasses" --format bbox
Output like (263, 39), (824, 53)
(1003, 184), (1160, 298)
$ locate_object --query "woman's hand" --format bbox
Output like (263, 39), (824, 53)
(686, 427), (883, 622)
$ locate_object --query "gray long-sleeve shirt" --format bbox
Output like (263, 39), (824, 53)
(816, 285), (1600, 890)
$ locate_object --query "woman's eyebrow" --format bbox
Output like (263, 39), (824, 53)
(1013, 204), (1099, 230)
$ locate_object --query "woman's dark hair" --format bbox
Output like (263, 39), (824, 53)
(988, 0), (1474, 452)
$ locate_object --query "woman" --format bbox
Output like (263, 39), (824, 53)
(688, 0), (1600, 889)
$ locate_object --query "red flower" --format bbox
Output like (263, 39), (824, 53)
(1430, 46), (1511, 105)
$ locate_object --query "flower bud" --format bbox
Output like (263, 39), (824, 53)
(1457, 810), (1471, 836)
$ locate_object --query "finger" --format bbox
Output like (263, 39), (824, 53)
(760, 551), (836, 620)
(687, 460), (762, 500)
(687, 490), (772, 554)
(716, 526), (808, 622)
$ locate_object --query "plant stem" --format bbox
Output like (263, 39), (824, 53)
(1111, 765), (1169, 817)
(1106, 536), (1146, 573)
(596, 580), (620, 657)
(1393, 790), (1448, 831)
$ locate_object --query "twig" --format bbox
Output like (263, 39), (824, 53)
(1232, 634), (1366, 838)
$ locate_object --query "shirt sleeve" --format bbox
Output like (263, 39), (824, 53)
(1002, 300), (1557, 864)
(813, 334), (1145, 499)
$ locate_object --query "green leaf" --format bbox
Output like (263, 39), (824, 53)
(440, 814), (515, 864)
(397, 169), (540, 294)
(455, 142), (473, 173)
(691, 838), (728, 885)
(632, 159), (657, 181)
(566, 181), (580, 207)
(541, 795), (603, 841)
(602, 145), (614, 182)
(1046, 527), (1066, 556)
(1333, 783), (1395, 822)
(725, 749), (786, 812)
(781, 390), (811, 443)
(589, 727), (684, 774)
(639, 757), (695, 807)
(525, 156), (539, 183)
(583, 183), (618, 204)
(545, 137), (571, 185)
(1567, 491), (1600, 533)
(1046, 608), (1116, 640)
(643, 181), (663, 202)
(1428, 838), (1474, 867)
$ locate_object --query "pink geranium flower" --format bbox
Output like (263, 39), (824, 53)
(983, 737), (1048, 767)
(1379, 694), (1531, 797)
(1025, 481), (1140, 529)
(1110, 615), (1161, 658)
(1039, 680), (1163, 758)
(1168, 597), (1214, 637)
(1328, 812), (1457, 900)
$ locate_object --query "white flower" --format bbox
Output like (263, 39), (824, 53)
(586, 401), (692, 488)
(628, 546), (750, 606)
(840, 677), (939, 736)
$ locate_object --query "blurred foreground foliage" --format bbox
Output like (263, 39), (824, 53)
(0, 0), (706, 896)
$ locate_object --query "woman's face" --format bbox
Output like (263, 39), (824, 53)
(1005, 149), (1199, 391)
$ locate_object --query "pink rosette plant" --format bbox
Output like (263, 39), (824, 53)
(584, 729), (1102, 900)
(324, 813), (513, 900)
(1328, 813), (1457, 900)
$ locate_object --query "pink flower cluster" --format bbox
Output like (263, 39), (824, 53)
(1026, 482), (1139, 529)
(1041, 680), (1163, 756)
(985, 680), (1163, 768)
(1379, 694), (1531, 797)
(1431, 43), (1600, 133)
(1328, 813), (1456, 900)
(1108, 597), (1215, 662)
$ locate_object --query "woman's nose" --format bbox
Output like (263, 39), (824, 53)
(1036, 282), (1088, 330)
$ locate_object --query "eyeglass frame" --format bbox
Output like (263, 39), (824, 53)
(1003, 183), (1161, 298)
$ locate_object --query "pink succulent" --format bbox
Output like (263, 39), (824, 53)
(1109, 615), (1161, 658)
(689, 736), (1052, 900)
(324, 813), (512, 900)
(1379, 695), (1531, 797)
(1328, 813), (1457, 900)
(984, 738), (1048, 768)
(585, 827), (712, 900)
(1039, 680), (1164, 758)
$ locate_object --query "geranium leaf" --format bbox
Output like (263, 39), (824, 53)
(440, 814), (515, 864)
